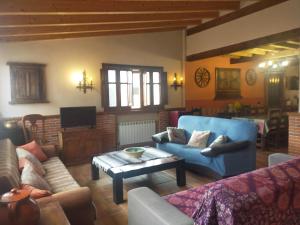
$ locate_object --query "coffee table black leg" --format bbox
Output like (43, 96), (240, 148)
(113, 173), (123, 204)
(176, 160), (186, 186)
(91, 163), (100, 180)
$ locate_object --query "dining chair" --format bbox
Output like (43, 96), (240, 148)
(21, 114), (47, 144)
(265, 117), (280, 149)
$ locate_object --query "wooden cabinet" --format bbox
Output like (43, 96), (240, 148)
(58, 129), (103, 165)
(7, 62), (48, 104)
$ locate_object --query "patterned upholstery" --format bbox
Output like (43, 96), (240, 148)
(0, 139), (21, 194)
(165, 157), (300, 225)
(43, 157), (79, 193)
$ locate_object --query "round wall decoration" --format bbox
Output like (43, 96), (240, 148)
(194, 67), (210, 88)
(245, 69), (257, 86)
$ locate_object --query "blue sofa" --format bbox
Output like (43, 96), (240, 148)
(156, 116), (257, 177)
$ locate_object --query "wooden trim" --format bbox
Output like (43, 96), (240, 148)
(7, 62), (46, 67)
(187, 0), (289, 36)
(230, 55), (263, 64)
(0, 20), (202, 36)
(0, 1), (240, 14)
(0, 12), (218, 27)
(186, 28), (300, 61)
(0, 27), (184, 42)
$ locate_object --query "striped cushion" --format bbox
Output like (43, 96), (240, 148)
(0, 139), (20, 194)
(43, 157), (79, 193)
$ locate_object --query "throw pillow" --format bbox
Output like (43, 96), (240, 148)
(20, 140), (48, 162)
(152, 131), (169, 144)
(209, 135), (228, 147)
(167, 127), (186, 144)
(19, 157), (46, 176)
(21, 184), (52, 199)
(21, 162), (51, 191)
(187, 130), (211, 148)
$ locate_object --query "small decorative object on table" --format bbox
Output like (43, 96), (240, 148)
(123, 147), (145, 158)
(0, 188), (40, 225)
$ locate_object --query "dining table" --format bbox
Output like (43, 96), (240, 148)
(232, 115), (269, 148)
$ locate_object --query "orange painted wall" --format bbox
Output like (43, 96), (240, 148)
(185, 56), (265, 110)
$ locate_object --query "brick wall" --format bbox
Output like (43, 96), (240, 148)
(8, 113), (117, 150)
(288, 113), (300, 156)
(5, 110), (172, 149)
(158, 111), (169, 132)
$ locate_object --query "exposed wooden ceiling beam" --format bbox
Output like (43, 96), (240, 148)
(230, 48), (300, 64)
(230, 55), (262, 64)
(0, 1), (240, 15)
(0, 26), (184, 42)
(187, 0), (288, 35)
(256, 46), (279, 53)
(230, 51), (253, 57)
(186, 27), (300, 61)
(0, 20), (202, 36)
(248, 48), (267, 55)
(0, 12), (218, 27)
(269, 44), (297, 50)
(287, 40), (300, 46)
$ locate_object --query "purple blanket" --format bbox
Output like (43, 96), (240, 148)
(165, 157), (300, 225)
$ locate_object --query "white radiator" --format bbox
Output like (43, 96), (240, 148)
(118, 120), (156, 146)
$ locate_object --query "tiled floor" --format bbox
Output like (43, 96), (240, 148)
(67, 148), (287, 225)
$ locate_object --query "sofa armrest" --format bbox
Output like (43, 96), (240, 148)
(52, 187), (96, 225)
(152, 131), (169, 144)
(41, 145), (58, 158)
(268, 153), (296, 166)
(201, 140), (250, 157)
(128, 187), (194, 225)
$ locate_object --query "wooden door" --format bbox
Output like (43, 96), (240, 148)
(266, 73), (284, 108)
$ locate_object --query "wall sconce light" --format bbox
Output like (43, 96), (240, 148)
(76, 70), (94, 94)
(258, 59), (290, 74)
(269, 76), (280, 84)
(170, 73), (183, 90)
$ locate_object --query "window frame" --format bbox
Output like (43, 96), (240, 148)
(101, 63), (168, 113)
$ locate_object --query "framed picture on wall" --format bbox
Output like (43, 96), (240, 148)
(215, 68), (241, 99)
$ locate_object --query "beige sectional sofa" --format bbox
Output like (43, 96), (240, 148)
(0, 138), (96, 225)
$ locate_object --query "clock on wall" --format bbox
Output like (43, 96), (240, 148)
(194, 67), (210, 88)
(245, 69), (257, 86)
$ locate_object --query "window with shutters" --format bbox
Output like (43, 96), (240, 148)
(101, 63), (168, 112)
(7, 62), (48, 104)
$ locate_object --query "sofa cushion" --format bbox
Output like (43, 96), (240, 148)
(0, 139), (21, 194)
(178, 116), (257, 145)
(187, 130), (210, 148)
(167, 127), (186, 144)
(21, 162), (51, 191)
(157, 142), (213, 166)
(208, 135), (228, 147)
(152, 131), (169, 144)
(21, 184), (52, 199)
(20, 140), (48, 162)
(43, 157), (79, 193)
(18, 150), (46, 176)
(19, 158), (46, 177)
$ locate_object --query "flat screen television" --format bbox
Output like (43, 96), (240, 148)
(60, 106), (96, 128)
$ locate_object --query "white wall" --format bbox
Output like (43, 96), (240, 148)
(187, 0), (300, 56)
(0, 30), (185, 117)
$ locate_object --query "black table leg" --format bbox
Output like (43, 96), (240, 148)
(91, 163), (100, 180)
(113, 173), (123, 204)
(176, 160), (186, 186)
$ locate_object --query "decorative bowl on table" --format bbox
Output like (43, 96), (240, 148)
(123, 147), (145, 158)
